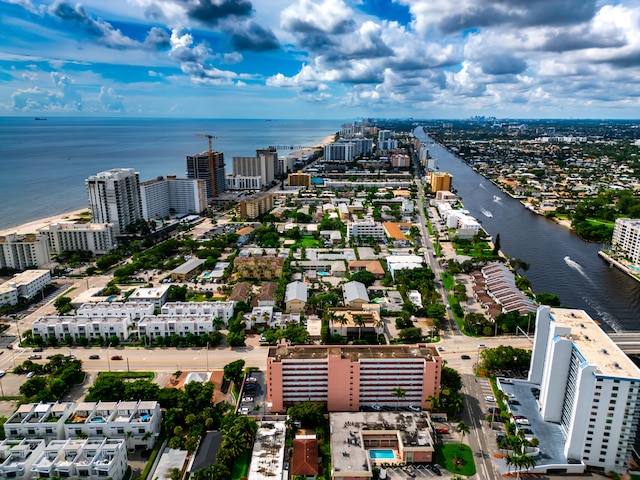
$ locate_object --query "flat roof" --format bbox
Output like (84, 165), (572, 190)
(550, 308), (640, 379)
(268, 344), (436, 362)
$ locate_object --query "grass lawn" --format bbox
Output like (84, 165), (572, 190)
(297, 236), (319, 247)
(231, 450), (251, 479)
(434, 443), (476, 477)
(97, 372), (154, 380)
(186, 293), (214, 302)
(441, 272), (454, 291)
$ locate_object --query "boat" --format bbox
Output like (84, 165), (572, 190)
(493, 195), (501, 201)
(34, 117), (47, 120)
(481, 209), (493, 218)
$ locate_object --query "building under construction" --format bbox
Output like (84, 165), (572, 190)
(186, 150), (226, 199)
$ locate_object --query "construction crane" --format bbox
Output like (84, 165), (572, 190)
(196, 133), (218, 197)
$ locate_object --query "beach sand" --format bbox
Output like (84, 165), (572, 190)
(0, 209), (90, 237)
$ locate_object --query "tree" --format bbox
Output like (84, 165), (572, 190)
(353, 314), (367, 340)
(223, 359), (245, 385)
(391, 386), (406, 411)
(349, 271), (376, 287)
(20, 376), (47, 398)
(54, 296), (73, 315)
(457, 421), (470, 446)
(287, 401), (325, 428)
(492, 234), (501, 255)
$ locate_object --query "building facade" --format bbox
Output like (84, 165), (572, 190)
(238, 193), (274, 220)
(287, 171), (311, 189)
(429, 171), (452, 192)
(139, 176), (207, 220)
(612, 218), (640, 265)
(347, 220), (386, 241)
(160, 301), (235, 322)
(324, 142), (355, 162)
(529, 306), (640, 473)
(225, 175), (262, 191)
(40, 222), (116, 255)
(0, 439), (46, 480)
(5, 403), (75, 443)
(0, 233), (50, 269)
(267, 344), (442, 413)
(85, 168), (143, 235)
(32, 315), (131, 343)
(186, 151), (226, 198)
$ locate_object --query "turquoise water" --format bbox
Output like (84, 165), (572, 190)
(369, 449), (395, 460)
(202, 272), (211, 278)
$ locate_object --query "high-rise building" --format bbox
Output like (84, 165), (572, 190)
(612, 218), (640, 264)
(324, 142), (355, 162)
(186, 151), (226, 198)
(267, 344), (442, 412)
(139, 176), (207, 220)
(233, 148), (277, 185)
(85, 168), (143, 235)
(429, 171), (452, 192)
(530, 306), (640, 473)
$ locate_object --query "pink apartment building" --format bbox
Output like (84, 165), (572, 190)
(267, 344), (442, 413)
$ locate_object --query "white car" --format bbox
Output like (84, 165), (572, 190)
(484, 395), (496, 402)
(241, 396), (254, 403)
(515, 418), (530, 425)
(239, 407), (250, 415)
(26, 371), (36, 378)
(0, 370), (5, 377)
(408, 405), (421, 412)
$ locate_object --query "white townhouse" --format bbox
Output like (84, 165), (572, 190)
(64, 400), (161, 450)
(138, 315), (216, 340)
(160, 301), (235, 323)
(77, 302), (155, 320)
(0, 439), (46, 480)
(243, 306), (274, 330)
(32, 316), (131, 343)
(31, 438), (128, 480)
(5, 403), (75, 444)
(127, 285), (171, 308)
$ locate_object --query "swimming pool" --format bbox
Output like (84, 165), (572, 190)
(369, 449), (395, 460)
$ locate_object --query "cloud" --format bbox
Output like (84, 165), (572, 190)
(184, 0), (253, 25)
(281, 0), (355, 50)
(99, 86), (124, 112)
(222, 20), (279, 51)
(11, 71), (83, 111)
(478, 53), (527, 75)
(144, 26), (171, 50)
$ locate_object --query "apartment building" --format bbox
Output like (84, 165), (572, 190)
(5, 403), (75, 443)
(6, 270), (52, 301)
(138, 315), (217, 339)
(0, 439), (45, 480)
(186, 151), (226, 198)
(324, 142), (355, 162)
(284, 281), (307, 313)
(429, 171), (452, 192)
(0, 233), (50, 269)
(31, 438), (128, 480)
(238, 193), (275, 220)
(127, 285), (171, 308)
(347, 219), (386, 241)
(64, 401), (161, 449)
(139, 175), (207, 220)
(77, 302), (154, 320)
(225, 175), (262, 191)
(86, 168), (143, 235)
(39, 222), (116, 255)
(233, 148), (277, 185)
(529, 306), (640, 473)
(0, 283), (19, 307)
(612, 218), (640, 264)
(287, 171), (311, 189)
(267, 344), (442, 413)
(160, 301), (235, 322)
(31, 315), (130, 343)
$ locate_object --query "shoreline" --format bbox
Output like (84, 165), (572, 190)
(1, 132), (336, 238)
(0, 209), (90, 237)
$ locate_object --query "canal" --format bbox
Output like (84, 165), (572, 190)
(415, 126), (640, 333)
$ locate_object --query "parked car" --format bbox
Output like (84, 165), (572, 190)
(461, 354), (471, 360)
(33, 347), (43, 352)
(488, 407), (501, 414)
(435, 428), (449, 434)
(111, 355), (123, 360)
(89, 355), (100, 360)
(477, 344), (487, 348)
(239, 407), (250, 415)
(28, 354), (42, 360)
(408, 405), (421, 412)
(508, 399), (521, 406)
(0, 370), (5, 377)
(246, 376), (258, 383)
(26, 371), (36, 378)
(484, 395), (496, 402)
(241, 396), (254, 403)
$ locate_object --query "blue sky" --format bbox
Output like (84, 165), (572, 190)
(1, 0), (639, 119)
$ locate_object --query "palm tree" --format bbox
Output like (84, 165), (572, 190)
(504, 454), (514, 474)
(426, 395), (441, 412)
(391, 386), (406, 411)
(456, 421), (470, 446)
(212, 316), (224, 331)
(353, 314), (367, 340)
(450, 396), (464, 416)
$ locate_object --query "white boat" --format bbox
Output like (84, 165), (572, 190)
(481, 209), (493, 218)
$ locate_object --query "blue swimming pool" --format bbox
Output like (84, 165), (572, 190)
(369, 449), (395, 460)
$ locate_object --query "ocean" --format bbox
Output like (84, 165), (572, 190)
(0, 117), (341, 231)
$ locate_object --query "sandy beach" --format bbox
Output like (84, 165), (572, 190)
(0, 209), (90, 237)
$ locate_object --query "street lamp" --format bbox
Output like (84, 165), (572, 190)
(107, 342), (112, 372)
(206, 342), (209, 372)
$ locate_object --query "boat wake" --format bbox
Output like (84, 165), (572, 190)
(481, 209), (493, 218)
(564, 256), (589, 278)
(582, 296), (621, 333)
(479, 183), (486, 189)
(493, 195), (502, 203)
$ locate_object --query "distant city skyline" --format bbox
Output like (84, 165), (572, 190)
(1, 0), (639, 119)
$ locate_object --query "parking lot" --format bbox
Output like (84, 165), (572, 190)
(380, 464), (445, 478)
(238, 370), (267, 416)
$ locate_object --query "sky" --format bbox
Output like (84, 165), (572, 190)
(1, 0), (639, 119)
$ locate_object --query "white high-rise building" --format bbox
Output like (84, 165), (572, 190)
(612, 218), (640, 265)
(530, 306), (640, 473)
(139, 175), (207, 220)
(324, 142), (355, 162)
(85, 169), (143, 235)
